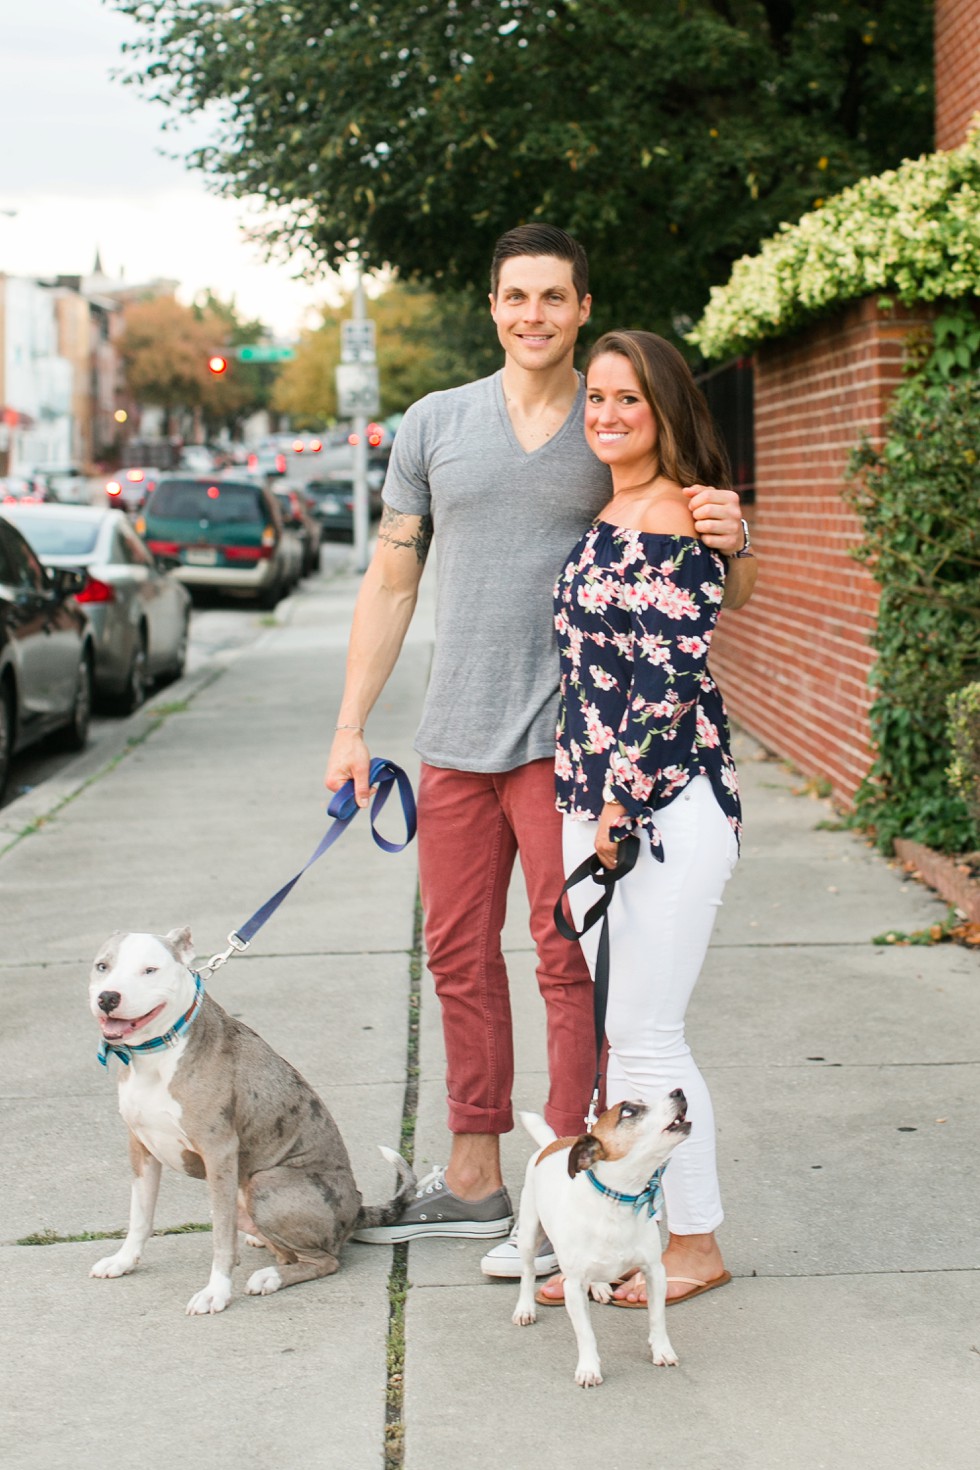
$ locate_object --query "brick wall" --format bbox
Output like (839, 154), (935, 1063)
(711, 298), (935, 805)
(935, 0), (980, 150)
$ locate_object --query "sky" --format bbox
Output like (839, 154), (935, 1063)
(0, 1), (342, 337)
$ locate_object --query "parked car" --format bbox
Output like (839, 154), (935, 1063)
(105, 466), (159, 513)
(0, 514), (95, 801)
(135, 476), (295, 608)
(2, 504), (192, 713)
(303, 476), (384, 542)
(1, 475), (56, 505)
(272, 486), (322, 574)
(27, 467), (91, 504)
(180, 445), (218, 474)
(286, 433), (325, 457)
(245, 444), (287, 480)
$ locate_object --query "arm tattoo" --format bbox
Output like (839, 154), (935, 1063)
(379, 506), (433, 565)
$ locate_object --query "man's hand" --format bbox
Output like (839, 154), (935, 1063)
(683, 485), (745, 555)
(325, 729), (373, 808)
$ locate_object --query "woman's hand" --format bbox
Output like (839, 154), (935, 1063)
(596, 801), (629, 869)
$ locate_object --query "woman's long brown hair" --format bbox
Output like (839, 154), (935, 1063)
(586, 331), (732, 489)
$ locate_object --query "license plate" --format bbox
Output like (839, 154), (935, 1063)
(185, 548), (218, 566)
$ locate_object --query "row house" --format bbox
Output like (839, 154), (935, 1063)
(0, 274), (74, 475)
(0, 256), (178, 478)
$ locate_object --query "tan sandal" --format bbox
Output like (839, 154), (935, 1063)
(610, 1270), (732, 1308)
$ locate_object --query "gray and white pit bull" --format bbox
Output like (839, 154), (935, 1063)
(88, 927), (414, 1315)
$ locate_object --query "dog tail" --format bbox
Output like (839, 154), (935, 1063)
(354, 1145), (417, 1228)
(519, 1111), (557, 1149)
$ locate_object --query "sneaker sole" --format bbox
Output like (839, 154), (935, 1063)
(481, 1254), (559, 1279)
(351, 1217), (513, 1244)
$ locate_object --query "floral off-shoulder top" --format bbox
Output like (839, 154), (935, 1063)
(553, 521), (741, 859)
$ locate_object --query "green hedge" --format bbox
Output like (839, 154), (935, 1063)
(845, 310), (980, 853)
(948, 682), (980, 832)
(690, 128), (980, 360)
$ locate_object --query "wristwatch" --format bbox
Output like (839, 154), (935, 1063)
(733, 517), (753, 559)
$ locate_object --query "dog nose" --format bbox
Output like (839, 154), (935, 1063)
(98, 991), (122, 1015)
(670, 1088), (687, 1107)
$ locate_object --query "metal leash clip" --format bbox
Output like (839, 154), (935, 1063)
(197, 930), (249, 981)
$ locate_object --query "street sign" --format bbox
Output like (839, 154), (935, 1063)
(235, 344), (296, 362)
(336, 363), (380, 417)
(341, 319), (377, 363)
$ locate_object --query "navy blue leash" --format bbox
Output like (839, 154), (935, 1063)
(198, 757), (417, 978)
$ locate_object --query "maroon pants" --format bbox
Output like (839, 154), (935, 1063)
(417, 758), (596, 1138)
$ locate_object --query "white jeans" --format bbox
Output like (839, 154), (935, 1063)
(562, 777), (739, 1235)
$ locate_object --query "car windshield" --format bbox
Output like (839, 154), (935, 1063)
(3, 513), (100, 555)
(151, 480), (267, 524)
(307, 482), (353, 498)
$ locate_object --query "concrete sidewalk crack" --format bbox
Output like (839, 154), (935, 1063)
(385, 891), (422, 1470)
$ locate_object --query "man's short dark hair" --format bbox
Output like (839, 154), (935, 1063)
(490, 224), (589, 302)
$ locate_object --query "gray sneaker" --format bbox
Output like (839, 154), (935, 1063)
(481, 1223), (559, 1278)
(351, 1166), (513, 1243)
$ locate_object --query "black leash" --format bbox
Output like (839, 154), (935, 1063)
(554, 833), (640, 1129)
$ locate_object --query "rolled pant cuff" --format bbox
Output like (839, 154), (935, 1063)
(545, 1103), (592, 1137)
(447, 1102), (514, 1134)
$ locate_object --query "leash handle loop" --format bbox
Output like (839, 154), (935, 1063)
(554, 833), (640, 1130)
(234, 758), (416, 948)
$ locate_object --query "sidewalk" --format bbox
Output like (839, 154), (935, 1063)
(2, 560), (978, 1470)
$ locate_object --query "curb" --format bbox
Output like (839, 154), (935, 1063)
(893, 838), (980, 922)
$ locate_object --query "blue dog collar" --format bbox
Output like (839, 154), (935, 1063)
(584, 1162), (667, 1218)
(98, 971), (205, 1068)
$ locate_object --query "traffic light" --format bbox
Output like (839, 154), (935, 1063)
(208, 354), (229, 376)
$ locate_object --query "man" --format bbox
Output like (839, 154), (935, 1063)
(326, 225), (755, 1275)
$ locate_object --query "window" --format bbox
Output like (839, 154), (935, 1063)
(0, 523), (47, 593)
(696, 357), (755, 504)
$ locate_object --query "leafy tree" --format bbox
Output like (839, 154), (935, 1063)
(120, 293), (276, 437)
(120, 296), (217, 433)
(193, 290), (279, 431)
(115, 0), (933, 346)
(272, 282), (499, 424)
(845, 311), (980, 854)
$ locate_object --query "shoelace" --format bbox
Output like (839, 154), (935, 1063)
(413, 1166), (447, 1197)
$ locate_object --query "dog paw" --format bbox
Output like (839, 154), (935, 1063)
(512, 1306), (537, 1327)
(589, 1280), (613, 1304)
(90, 1252), (137, 1279)
(575, 1362), (603, 1388)
(243, 1233), (266, 1250)
(185, 1283), (232, 1315)
(245, 1265), (283, 1296)
(651, 1344), (679, 1367)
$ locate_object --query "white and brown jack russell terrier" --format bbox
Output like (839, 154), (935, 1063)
(89, 927), (414, 1315)
(512, 1091), (691, 1387)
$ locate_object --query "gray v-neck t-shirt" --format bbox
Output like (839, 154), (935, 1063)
(382, 370), (611, 772)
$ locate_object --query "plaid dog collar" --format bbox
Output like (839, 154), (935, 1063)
(584, 1163), (667, 1218)
(98, 972), (205, 1068)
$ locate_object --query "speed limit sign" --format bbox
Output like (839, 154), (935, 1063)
(336, 363), (380, 417)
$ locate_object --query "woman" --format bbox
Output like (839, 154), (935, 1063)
(541, 329), (744, 1307)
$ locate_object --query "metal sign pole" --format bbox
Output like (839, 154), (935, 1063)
(351, 273), (370, 573)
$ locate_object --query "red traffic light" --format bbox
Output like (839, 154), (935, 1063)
(208, 354), (229, 376)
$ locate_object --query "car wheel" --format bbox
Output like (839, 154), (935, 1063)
(166, 612), (190, 682)
(117, 631), (149, 714)
(0, 682), (13, 803)
(58, 652), (93, 751)
(258, 576), (282, 611)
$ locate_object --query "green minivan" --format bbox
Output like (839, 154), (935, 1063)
(137, 477), (298, 607)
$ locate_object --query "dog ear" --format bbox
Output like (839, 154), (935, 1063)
(165, 927), (195, 964)
(567, 1134), (605, 1178)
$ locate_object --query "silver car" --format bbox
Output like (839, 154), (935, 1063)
(3, 504), (192, 713)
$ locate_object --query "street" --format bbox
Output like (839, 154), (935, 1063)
(0, 537), (353, 811)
